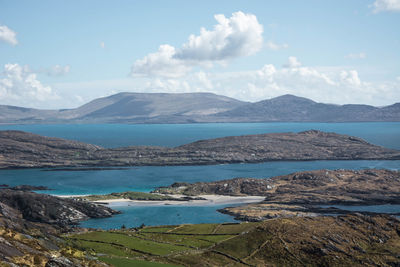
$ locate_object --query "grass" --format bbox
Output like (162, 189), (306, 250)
(66, 222), (252, 266)
(140, 226), (176, 233)
(98, 256), (179, 267)
(168, 223), (217, 234)
(71, 232), (189, 256)
(66, 215), (400, 266)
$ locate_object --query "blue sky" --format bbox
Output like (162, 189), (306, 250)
(0, 0), (399, 108)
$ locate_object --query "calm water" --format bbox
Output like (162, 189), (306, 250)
(0, 160), (399, 195)
(0, 122), (399, 228)
(80, 205), (238, 230)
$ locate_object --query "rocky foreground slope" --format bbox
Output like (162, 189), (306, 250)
(0, 188), (118, 266)
(1, 130), (399, 169)
(172, 214), (400, 266)
(154, 169), (400, 221)
(66, 213), (400, 267)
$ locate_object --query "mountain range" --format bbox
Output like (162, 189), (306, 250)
(1, 92), (399, 123)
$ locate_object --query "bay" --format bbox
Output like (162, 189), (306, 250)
(80, 205), (238, 230)
(0, 122), (399, 229)
(0, 160), (399, 196)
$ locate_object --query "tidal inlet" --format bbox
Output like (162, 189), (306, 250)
(0, 1), (400, 266)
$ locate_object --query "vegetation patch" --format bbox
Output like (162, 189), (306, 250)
(66, 214), (400, 267)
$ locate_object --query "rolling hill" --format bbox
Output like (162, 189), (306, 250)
(0, 92), (399, 123)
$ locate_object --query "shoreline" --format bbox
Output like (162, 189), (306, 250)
(56, 194), (265, 207)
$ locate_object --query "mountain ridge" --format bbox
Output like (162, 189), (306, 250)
(0, 92), (399, 123)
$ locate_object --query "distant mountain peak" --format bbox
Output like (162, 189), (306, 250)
(0, 92), (399, 123)
(270, 94), (316, 103)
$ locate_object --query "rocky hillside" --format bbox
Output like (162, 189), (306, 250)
(0, 188), (118, 266)
(67, 214), (400, 267)
(173, 214), (400, 266)
(1, 130), (399, 169)
(0, 189), (119, 227)
(155, 169), (400, 221)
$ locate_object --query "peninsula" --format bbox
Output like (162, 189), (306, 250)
(154, 169), (400, 221)
(1, 130), (399, 169)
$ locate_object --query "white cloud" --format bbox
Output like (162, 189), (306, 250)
(45, 64), (71, 76)
(174, 11), (263, 61)
(0, 25), (18, 46)
(345, 52), (366, 59)
(370, 0), (400, 13)
(265, 41), (288, 50)
(131, 44), (191, 78)
(131, 11), (264, 78)
(340, 70), (361, 86)
(195, 71), (213, 89)
(135, 57), (399, 106)
(0, 64), (59, 107)
(100, 41), (105, 48)
(283, 56), (302, 68)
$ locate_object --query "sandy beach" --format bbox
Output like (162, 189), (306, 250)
(99, 195), (265, 207)
(56, 194), (265, 207)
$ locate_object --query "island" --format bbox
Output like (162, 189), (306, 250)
(1, 129), (399, 169)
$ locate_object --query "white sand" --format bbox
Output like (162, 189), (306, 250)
(56, 194), (89, 198)
(93, 194), (265, 207)
(55, 194), (265, 207)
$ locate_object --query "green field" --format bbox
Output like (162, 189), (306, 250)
(65, 215), (400, 267)
(66, 222), (254, 266)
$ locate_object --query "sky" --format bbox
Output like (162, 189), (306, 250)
(0, 0), (399, 109)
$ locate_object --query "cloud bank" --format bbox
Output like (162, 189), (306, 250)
(134, 56), (400, 106)
(0, 64), (59, 107)
(131, 11), (264, 78)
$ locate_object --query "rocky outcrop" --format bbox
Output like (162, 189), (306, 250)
(154, 169), (400, 202)
(1, 130), (399, 169)
(0, 189), (119, 227)
(0, 189), (114, 266)
(2, 185), (51, 191)
(155, 169), (400, 221)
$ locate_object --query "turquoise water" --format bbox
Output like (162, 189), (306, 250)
(80, 204), (238, 230)
(0, 122), (399, 228)
(0, 160), (399, 195)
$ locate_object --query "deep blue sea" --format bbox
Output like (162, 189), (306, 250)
(0, 123), (399, 229)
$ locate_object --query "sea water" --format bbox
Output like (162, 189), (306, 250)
(80, 205), (239, 229)
(0, 160), (399, 196)
(0, 122), (399, 228)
